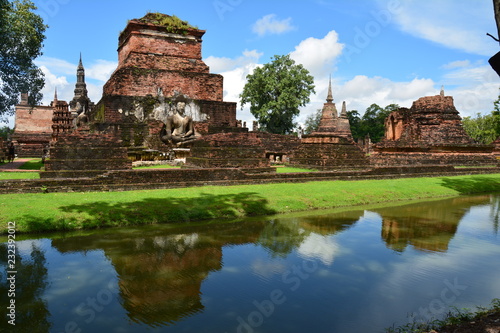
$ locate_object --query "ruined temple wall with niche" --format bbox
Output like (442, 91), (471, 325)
(373, 93), (497, 166)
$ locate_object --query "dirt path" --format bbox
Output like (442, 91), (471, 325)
(0, 158), (32, 172)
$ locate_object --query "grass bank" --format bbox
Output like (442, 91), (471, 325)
(386, 298), (500, 333)
(1, 173), (499, 234)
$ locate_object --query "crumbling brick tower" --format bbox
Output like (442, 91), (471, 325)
(90, 13), (237, 150)
(372, 89), (497, 166)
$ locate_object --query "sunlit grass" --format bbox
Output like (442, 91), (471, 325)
(275, 166), (317, 173)
(0, 172), (39, 180)
(1, 173), (499, 234)
(19, 158), (44, 170)
(133, 164), (181, 169)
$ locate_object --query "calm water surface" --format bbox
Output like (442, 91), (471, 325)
(1, 194), (500, 333)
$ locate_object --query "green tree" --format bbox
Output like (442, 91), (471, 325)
(357, 103), (397, 143)
(347, 110), (361, 141)
(462, 90), (500, 144)
(462, 113), (499, 144)
(303, 109), (322, 135)
(0, 0), (47, 120)
(0, 126), (14, 140)
(240, 55), (315, 134)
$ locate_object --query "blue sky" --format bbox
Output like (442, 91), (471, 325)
(11, 0), (499, 127)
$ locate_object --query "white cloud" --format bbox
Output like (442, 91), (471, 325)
(39, 65), (70, 105)
(85, 60), (117, 82)
(388, 0), (498, 56)
(252, 14), (295, 37)
(289, 30), (344, 78)
(36, 57), (75, 76)
(441, 60), (471, 70)
(33, 57), (117, 106)
(441, 64), (498, 117)
(297, 233), (339, 266)
(205, 49), (263, 73)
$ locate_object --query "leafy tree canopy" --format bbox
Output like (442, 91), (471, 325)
(462, 89), (500, 144)
(303, 109), (322, 135)
(462, 113), (500, 144)
(0, 0), (47, 121)
(0, 126), (14, 140)
(348, 103), (397, 143)
(240, 55), (315, 135)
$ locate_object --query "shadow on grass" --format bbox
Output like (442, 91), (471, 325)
(440, 176), (500, 195)
(21, 192), (277, 233)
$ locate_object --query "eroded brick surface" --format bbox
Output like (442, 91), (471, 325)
(373, 93), (497, 166)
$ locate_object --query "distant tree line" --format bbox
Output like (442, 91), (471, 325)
(461, 91), (500, 144)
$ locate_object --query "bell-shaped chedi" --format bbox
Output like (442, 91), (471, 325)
(372, 89), (497, 166)
(89, 13), (237, 149)
(289, 79), (368, 169)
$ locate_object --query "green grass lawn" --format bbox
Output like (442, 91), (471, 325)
(0, 172), (40, 180)
(19, 158), (44, 170)
(275, 166), (317, 173)
(133, 164), (181, 169)
(0, 158), (42, 180)
(1, 173), (499, 234)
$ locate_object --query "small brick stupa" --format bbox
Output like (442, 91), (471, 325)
(290, 80), (369, 169)
(372, 88), (497, 166)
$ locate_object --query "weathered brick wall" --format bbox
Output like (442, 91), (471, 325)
(11, 133), (51, 157)
(0, 138), (5, 162)
(120, 52), (209, 73)
(44, 125), (132, 175)
(198, 101), (237, 127)
(12, 104), (53, 156)
(370, 151), (498, 167)
(6, 165), (499, 194)
(290, 133), (369, 169)
(375, 94), (497, 166)
(118, 20), (204, 65)
(187, 132), (269, 168)
(14, 105), (53, 133)
(103, 68), (224, 101)
(380, 95), (475, 145)
(254, 132), (301, 154)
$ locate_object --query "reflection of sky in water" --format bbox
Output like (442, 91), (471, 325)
(3, 195), (500, 333)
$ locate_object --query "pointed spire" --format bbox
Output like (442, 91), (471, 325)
(326, 75), (334, 103)
(78, 52), (84, 69)
(440, 85), (445, 97)
(54, 87), (58, 102)
(340, 101), (348, 118)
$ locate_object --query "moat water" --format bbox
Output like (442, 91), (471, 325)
(1, 194), (500, 333)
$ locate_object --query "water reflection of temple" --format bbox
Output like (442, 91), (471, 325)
(50, 210), (364, 328)
(51, 221), (266, 327)
(374, 196), (491, 253)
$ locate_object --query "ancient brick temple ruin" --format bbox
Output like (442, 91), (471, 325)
(11, 93), (53, 157)
(89, 13), (237, 152)
(290, 80), (369, 169)
(371, 88), (497, 166)
(12, 54), (94, 157)
(18, 12), (498, 186)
